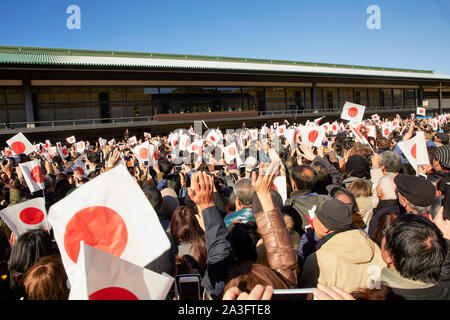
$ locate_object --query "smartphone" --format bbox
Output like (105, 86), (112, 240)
(175, 165), (183, 171)
(443, 183), (450, 220)
(271, 288), (314, 300)
(175, 274), (201, 301)
(214, 165), (225, 171)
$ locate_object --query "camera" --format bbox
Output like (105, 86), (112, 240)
(1, 154), (28, 166)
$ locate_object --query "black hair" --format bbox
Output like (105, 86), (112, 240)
(7, 230), (55, 299)
(227, 221), (260, 263)
(145, 187), (163, 212)
(290, 165), (318, 193)
(384, 214), (447, 284)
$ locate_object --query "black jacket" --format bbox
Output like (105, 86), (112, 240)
(439, 239), (450, 285)
(201, 206), (235, 299)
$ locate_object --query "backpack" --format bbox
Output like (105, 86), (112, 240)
(284, 194), (329, 234)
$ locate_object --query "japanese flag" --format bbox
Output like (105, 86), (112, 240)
(69, 242), (174, 300)
(132, 141), (150, 164)
(381, 123), (392, 138)
(302, 126), (325, 147)
(331, 122), (339, 135)
(284, 128), (296, 151)
(321, 122), (330, 133)
(169, 134), (179, 149)
(58, 146), (70, 159)
(143, 132), (151, 139)
(371, 114), (380, 121)
(249, 129), (259, 141)
(207, 130), (220, 146)
(276, 125), (286, 136)
(66, 136), (76, 144)
(224, 142), (238, 164)
(75, 141), (86, 154)
(33, 144), (40, 153)
(6, 132), (35, 155)
(391, 120), (400, 129)
(43, 140), (52, 149)
(56, 142), (62, 149)
(179, 133), (191, 151)
(48, 165), (171, 287)
(149, 142), (159, 166)
(3, 148), (12, 157)
(48, 146), (58, 158)
(350, 126), (370, 145)
(366, 125), (376, 138)
(341, 102), (365, 124)
(0, 197), (50, 237)
(411, 113), (415, 120)
(395, 114), (401, 121)
(417, 107), (426, 116)
(397, 131), (429, 171)
(273, 176), (287, 204)
(187, 140), (203, 156)
(19, 159), (45, 193)
(128, 136), (137, 146)
(314, 116), (325, 125)
(273, 122), (279, 129)
(108, 139), (115, 146)
(72, 160), (90, 179)
(432, 118), (439, 131)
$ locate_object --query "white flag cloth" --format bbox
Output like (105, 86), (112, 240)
(397, 132), (429, 171)
(350, 126), (370, 145)
(432, 118), (439, 131)
(302, 126), (325, 147)
(19, 159), (45, 193)
(417, 107), (426, 116)
(0, 197), (50, 237)
(187, 140), (203, 155)
(284, 128), (296, 151)
(341, 102), (365, 124)
(66, 136), (76, 144)
(6, 132), (35, 155)
(75, 141), (86, 154)
(47, 164), (171, 286)
(331, 122), (339, 135)
(71, 160), (90, 179)
(132, 141), (150, 164)
(69, 242), (174, 300)
(371, 114), (380, 121)
(224, 142), (238, 164)
(273, 176), (287, 203)
(128, 136), (137, 146)
(143, 132), (151, 139)
(178, 133), (191, 151)
(366, 125), (376, 138)
(391, 120), (400, 129)
(249, 129), (259, 141)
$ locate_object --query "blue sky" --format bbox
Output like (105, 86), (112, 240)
(0, 0), (449, 74)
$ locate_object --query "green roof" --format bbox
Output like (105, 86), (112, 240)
(0, 45), (435, 74)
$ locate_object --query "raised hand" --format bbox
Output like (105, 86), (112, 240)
(188, 171), (215, 211)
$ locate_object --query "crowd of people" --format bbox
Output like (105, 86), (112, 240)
(0, 112), (449, 300)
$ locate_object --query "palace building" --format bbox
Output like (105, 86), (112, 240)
(0, 45), (449, 140)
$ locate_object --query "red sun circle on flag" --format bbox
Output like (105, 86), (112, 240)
(138, 148), (149, 160)
(308, 130), (319, 143)
(332, 125), (337, 131)
(19, 207), (45, 225)
(62, 148), (68, 156)
(210, 135), (216, 142)
(411, 144), (417, 159)
(228, 147), (236, 156)
(89, 287), (139, 300)
(76, 167), (85, 176)
(11, 141), (26, 154)
(347, 107), (358, 118)
(384, 128), (389, 136)
(64, 206), (128, 263)
(31, 166), (44, 183)
(192, 145), (199, 152)
(278, 128), (284, 134)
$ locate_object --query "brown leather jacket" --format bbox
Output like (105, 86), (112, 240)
(254, 207), (298, 287)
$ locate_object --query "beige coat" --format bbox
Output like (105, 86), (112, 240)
(316, 229), (386, 293)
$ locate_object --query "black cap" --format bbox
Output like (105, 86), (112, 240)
(315, 198), (353, 232)
(345, 155), (369, 178)
(436, 132), (449, 145)
(394, 174), (436, 207)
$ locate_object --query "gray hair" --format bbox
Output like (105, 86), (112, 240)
(234, 178), (255, 206)
(380, 151), (403, 173)
(378, 174), (398, 200)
